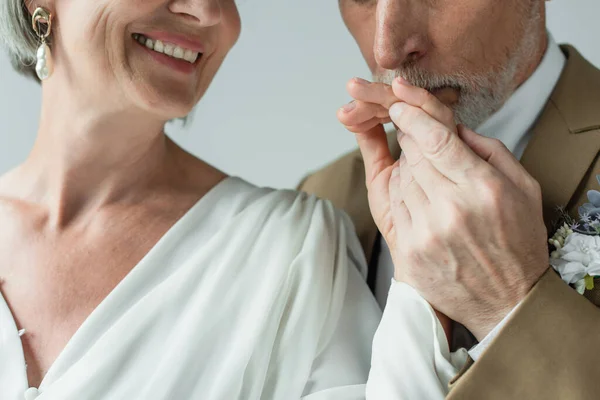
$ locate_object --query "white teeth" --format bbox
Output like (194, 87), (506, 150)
(134, 34), (200, 64)
(172, 47), (184, 59)
(183, 49), (197, 63)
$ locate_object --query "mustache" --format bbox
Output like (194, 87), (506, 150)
(374, 64), (486, 94)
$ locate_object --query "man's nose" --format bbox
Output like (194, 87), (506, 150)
(374, 0), (428, 70)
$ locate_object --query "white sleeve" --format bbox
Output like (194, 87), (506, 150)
(302, 271), (468, 399)
(301, 245), (382, 399)
(300, 215), (467, 399)
(366, 281), (468, 399)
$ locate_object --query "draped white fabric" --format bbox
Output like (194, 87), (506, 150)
(0, 177), (460, 399)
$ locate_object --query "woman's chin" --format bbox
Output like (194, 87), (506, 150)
(152, 104), (196, 122)
(134, 91), (199, 121)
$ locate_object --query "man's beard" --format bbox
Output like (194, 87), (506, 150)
(375, 63), (515, 129)
(374, 8), (542, 129)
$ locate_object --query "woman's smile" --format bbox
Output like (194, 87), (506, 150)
(132, 32), (205, 75)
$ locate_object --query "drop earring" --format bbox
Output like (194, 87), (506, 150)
(32, 7), (54, 80)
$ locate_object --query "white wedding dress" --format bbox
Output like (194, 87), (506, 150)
(0, 177), (465, 399)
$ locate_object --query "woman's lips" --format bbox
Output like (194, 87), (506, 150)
(133, 34), (202, 75)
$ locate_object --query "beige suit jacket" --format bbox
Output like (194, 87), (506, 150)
(299, 46), (600, 399)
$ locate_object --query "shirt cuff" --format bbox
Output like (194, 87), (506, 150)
(468, 301), (522, 360)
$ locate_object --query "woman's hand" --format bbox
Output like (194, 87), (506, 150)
(337, 77), (456, 343)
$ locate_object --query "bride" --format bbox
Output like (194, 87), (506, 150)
(0, 0), (464, 399)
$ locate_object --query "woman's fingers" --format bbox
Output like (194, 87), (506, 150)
(353, 124), (395, 186)
(338, 100), (390, 129)
(347, 78), (399, 109)
(342, 117), (391, 134)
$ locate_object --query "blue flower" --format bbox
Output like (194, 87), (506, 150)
(574, 175), (600, 236)
(578, 175), (600, 220)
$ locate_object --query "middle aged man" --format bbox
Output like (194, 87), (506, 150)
(300, 0), (600, 398)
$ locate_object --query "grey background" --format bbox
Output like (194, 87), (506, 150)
(1, 0), (599, 189)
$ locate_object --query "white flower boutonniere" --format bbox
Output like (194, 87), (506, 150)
(549, 175), (600, 294)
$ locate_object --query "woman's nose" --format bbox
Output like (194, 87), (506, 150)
(374, 0), (429, 70)
(168, 0), (222, 27)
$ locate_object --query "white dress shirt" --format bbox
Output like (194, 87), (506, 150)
(375, 34), (566, 359)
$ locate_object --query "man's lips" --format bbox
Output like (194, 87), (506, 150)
(429, 86), (460, 106)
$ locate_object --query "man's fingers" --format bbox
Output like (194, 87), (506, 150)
(399, 133), (451, 197)
(354, 123), (395, 186)
(391, 78), (456, 130)
(338, 100), (390, 128)
(347, 78), (398, 109)
(389, 162), (412, 233)
(390, 102), (486, 183)
(398, 153), (429, 224)
(343, 117), (391, 134)
(457, 125), (538, 193)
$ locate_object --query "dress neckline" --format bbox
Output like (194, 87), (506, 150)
(0, 176), (239, 392)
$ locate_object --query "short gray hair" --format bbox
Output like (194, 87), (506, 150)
(0, 0), (42, 80)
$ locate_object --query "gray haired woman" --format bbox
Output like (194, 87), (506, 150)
(0, 0), (390, 399)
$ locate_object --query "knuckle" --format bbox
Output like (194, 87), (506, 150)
(424, 127), (453, 157)
(492, 138), (508, 152)
(419, 228), (441, 251)
(442, 201), (467, 231)
(349, 124), (370, 134)
(527, 177), (542, 199)
(479, 178), (505, 208)
(376, 106), (390, 119)
(488, 137), (503, 148)
(382, 85), (396, 106)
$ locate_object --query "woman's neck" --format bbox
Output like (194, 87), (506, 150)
(11, 80), (180, 226)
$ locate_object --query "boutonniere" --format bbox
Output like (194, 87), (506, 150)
(549, 176), (600, 294)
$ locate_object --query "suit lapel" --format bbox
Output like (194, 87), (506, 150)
(520, 45), (600, 230)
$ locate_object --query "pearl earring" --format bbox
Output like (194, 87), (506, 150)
(32, 7), (54, 81)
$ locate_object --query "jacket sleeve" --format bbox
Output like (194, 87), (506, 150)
(447, 269), (600, 399)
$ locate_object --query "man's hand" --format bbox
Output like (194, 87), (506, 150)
(338, 77), (550, 339)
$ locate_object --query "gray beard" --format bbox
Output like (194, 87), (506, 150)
(374, 10), (542, 130)
(374, 64), (514, 129)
